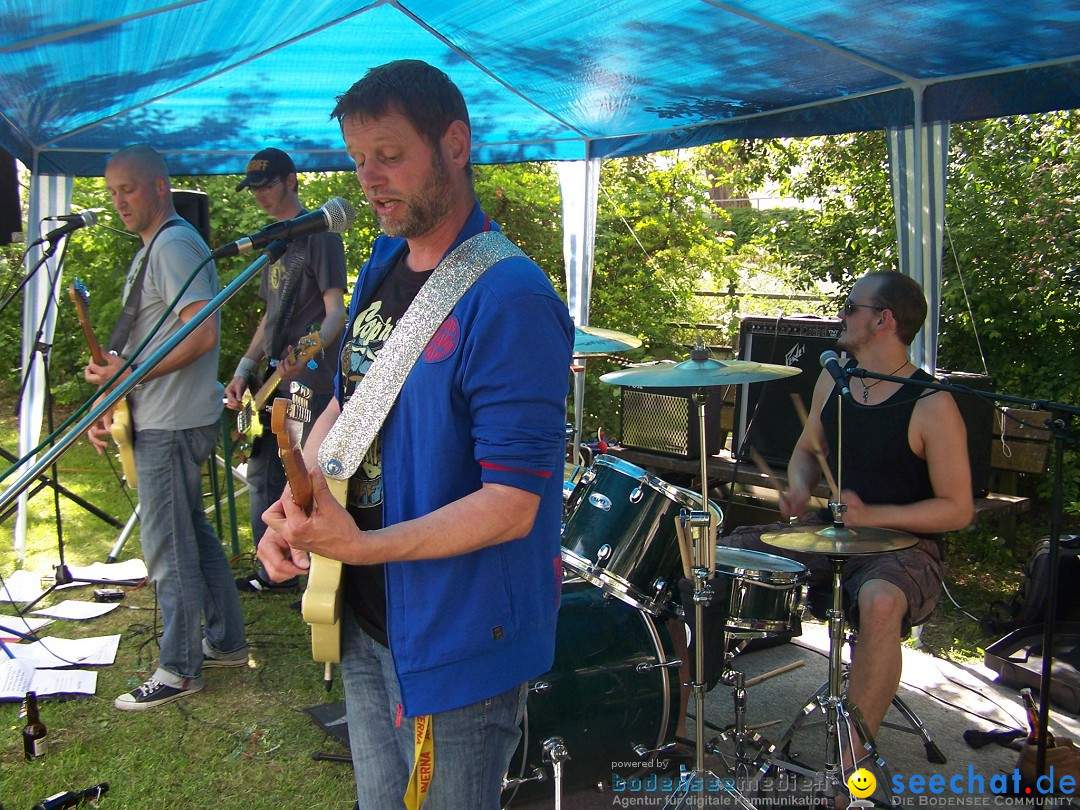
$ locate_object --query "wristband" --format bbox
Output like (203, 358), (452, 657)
(233, 356), (258, 381)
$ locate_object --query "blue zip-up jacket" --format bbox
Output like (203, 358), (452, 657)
(336, 202), (573, 716)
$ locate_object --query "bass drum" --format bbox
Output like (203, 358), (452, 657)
(502, 579), (680, 804)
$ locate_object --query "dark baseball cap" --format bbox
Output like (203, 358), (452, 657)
(235, 148), (296, 191)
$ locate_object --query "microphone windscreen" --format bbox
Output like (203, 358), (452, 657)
(321, 198), (355, 234)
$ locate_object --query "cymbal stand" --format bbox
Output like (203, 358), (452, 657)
(664, 390), (755, 810)
(762, 504), (893, 807)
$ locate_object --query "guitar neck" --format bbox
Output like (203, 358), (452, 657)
(251, 368), (284, 413)
(271, 396), (313, 515)
(69, 287), (107, 366)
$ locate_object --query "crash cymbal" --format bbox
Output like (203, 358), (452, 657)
(600, 356), (801, 388)
(573, 325), (643, 356)
(761, 524), (918, 556)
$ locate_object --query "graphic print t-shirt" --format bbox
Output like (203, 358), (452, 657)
(341, 256), (433, 646)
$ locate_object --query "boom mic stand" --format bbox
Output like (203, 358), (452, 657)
(846, 363), (1079, 780)
(3, 232), (129, 615)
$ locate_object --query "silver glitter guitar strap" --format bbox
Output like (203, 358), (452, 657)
(318, 229), (524, 480)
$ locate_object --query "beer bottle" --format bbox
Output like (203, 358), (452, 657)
(22, 690), (47, 760)
(1020, 688), (1053, 746)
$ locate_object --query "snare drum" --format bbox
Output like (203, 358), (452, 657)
(503, 579), (679, 801)
(712, 547), (807, 635)
(561, 454), (721, 615)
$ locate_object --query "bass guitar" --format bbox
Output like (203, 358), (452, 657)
(269, 386), (345, 688)
(68, 280), (137, 488)
(236, 331), (323, 446)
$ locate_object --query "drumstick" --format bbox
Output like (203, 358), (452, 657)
(748, 446), (785, 493)
(744, 659), (805, 688)
(789, 393), (840, 502)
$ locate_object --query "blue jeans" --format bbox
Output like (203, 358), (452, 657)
(246, 391), (332, 584)
(340, 610), (526, 809)
(134, 421), (248, 687)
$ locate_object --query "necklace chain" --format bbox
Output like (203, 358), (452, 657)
(859, 361), (910, 403)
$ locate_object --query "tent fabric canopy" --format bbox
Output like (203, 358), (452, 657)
(1, 1), (1079, 177)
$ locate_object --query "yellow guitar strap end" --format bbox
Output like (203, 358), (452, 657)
(404, 713), (434, 810)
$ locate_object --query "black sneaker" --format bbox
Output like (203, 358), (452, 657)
(114, 677), (203, 711)
(235, 574), (300, 594)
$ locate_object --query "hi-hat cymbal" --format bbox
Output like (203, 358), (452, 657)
(600, 357), (801, 388)
(573, 326), (643, 356)
(761, 524), (918, 556)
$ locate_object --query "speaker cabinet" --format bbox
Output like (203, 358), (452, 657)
(937, 370), (995, 497)
(733, 316), (842, 467)
(621, 386), (725, 459)
(172, 189), (211, 247)
(0, 147), (20, 245)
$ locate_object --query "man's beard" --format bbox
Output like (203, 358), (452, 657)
(376, 152), (454, 239)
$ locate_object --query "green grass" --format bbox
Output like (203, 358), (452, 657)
(0, 403), (356, 810)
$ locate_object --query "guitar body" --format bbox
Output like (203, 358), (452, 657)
(69, 280), (137, 489)
(235, 332), (321, 445)
(302, 476), (347, 664)
(109, 398), (137, 488)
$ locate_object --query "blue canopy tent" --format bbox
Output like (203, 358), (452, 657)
(2, 1), (1080, 554)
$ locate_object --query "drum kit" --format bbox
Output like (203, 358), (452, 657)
(503, 333), (922, 809)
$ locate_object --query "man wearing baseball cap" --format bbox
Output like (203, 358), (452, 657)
(224, 147), (348, 593)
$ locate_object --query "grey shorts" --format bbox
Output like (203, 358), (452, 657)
(724, 520), (944, 633)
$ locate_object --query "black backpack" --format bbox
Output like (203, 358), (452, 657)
(986, 534), (1080, 633)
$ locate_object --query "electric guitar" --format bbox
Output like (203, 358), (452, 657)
(68, 280), (138, 488)
(235, 331), (323, 445)
(269, 387), (346, 684)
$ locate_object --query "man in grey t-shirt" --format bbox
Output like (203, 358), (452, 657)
(85, 144), (249, 711)
(223, 148), (347, 592)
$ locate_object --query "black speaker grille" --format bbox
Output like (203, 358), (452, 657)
(734, 316), (842, 467)
(621, 387), (723, 459)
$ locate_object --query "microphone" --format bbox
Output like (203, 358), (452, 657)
(40, 210), (97, 244)
(211, 197), (355, 259)
(49, 208), (105, 222)
(819, 350), (852, 399)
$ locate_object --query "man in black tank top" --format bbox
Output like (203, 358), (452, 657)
(726, 271), (973, 747)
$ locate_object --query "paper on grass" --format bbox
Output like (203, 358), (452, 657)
(0, 615), (54, 642)
(65, 559), (147, 583)
(0, 570), (45, 604)
(31, 600), (121, 620)
(0, 658), (97, 700)
(7, 634), (120, 668)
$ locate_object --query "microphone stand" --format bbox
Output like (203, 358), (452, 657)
(846, 364), (1079, 779)
(0, 239), (288, 518)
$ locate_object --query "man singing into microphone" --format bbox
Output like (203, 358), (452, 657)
(223, 147), (347, 594)
(84, 144), (249, 710)
(725, 271), (972, 769)
(259, 60), (572, 808)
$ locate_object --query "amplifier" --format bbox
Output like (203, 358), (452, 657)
(172, 189), (211, 247)
(733, 316), (842, 467)
(937, 370), (995, 497)
(621, 386), (725, 459)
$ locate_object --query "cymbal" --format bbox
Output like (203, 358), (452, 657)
(573, 326), (643, 356)
(599, 357), (801, 388)
(761, 524), (918, 556)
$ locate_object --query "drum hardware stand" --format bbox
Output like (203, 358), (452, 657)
(663, 388), (756, 810)
(756, 504), (895, 807)
(543, 737), (570, 810)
